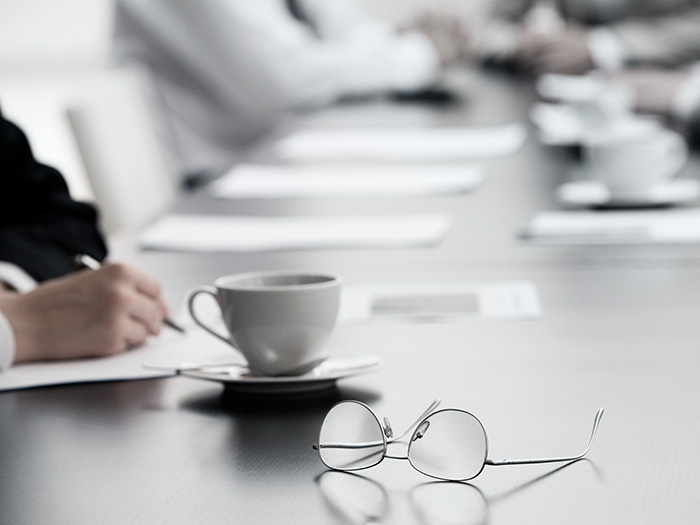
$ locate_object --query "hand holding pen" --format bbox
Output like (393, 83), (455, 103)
(74, 254), (185, 334)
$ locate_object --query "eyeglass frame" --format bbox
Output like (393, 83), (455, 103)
(313, 399), (605, 482)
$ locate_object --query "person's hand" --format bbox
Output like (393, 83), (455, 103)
(0, 263), (168, 363)
(407, 7), (473, 65)
(608, 69), (692, 116)
(516, 25), (594, 74)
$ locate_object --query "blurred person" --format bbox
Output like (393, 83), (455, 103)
(112, 0), (465, 180)
(478, 0), (700, 75)
(0, 108), (168, 371)
(609, 64), (700, 145)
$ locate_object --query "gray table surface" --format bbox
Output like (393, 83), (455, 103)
(2, 68), (700, 525)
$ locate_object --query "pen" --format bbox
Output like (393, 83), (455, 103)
(73, 254), (186, 334)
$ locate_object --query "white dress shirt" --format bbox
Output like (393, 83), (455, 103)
(0, 262), (38, 371)
(113, 0), (440, 177)
(672, 62), (700, 122)
(0, 312), (15, 371)
(481, 0), (700, 71)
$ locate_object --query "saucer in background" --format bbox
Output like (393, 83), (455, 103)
(530, 103), (661, 147)
(556, 179), (700, 208)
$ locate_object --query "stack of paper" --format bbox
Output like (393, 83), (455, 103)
(140, 213), (451, 252)
(209, 164), (485, 199)
(521, 209), (700, 244)
(339, 282), (541, 323)
(276, 123), (527, 162)
(0, 328), (237, 392)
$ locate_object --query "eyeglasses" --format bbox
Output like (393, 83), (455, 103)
(313, 399), (604, 482)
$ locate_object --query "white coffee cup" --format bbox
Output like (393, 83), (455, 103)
(583, 127), (688, 199)
(570, 87), (632, 131)
(187, 270), (342, 376)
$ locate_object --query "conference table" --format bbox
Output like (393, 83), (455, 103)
(2, 67), (700, 524)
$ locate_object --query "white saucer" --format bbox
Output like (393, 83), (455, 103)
(530, 103), (661, 146)
(181, 354), (383, 394)
(556, 179), (700, 208)
(530, 103), (584, 146)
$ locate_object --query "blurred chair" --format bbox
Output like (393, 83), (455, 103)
(66, 66), (178, 235)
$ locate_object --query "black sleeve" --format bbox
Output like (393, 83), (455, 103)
(0, 107), (107, 282)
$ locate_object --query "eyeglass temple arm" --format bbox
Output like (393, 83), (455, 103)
(485, 408), (604, 467)
(391, 398), (442, 442)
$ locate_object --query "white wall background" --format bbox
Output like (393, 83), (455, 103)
(0, 0), (113, 70)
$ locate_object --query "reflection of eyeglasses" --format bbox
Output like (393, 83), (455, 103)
(313, 399), (604, 482)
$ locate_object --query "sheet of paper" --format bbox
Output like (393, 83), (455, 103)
(521, 209), (700, 245)
(209, 164), (485, 199)
(139, 213), (451, 252)
(275, 123), (527, 162)
(0, 327), (238, 392)
(339, 282), (541, 323)
(536, 73), (605, 102)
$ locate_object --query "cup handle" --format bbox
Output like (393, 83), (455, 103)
(187, 286), (232, 346)
(664, 133), (689, 178)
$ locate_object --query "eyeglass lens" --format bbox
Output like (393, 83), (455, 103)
(319, 402), (386, 471)
(319, 402), (490, 481)
(408, 409), (488, 481)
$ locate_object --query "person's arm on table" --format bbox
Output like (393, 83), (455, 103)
(0, 108), (168, 368)
(114, 0), (440, 113)
(532, 6), (700, 74)
(0, 264), (167, 364)
(608, 64), (700, 146)
(479, 1), (700, 74)
(605, 8), (700, 69)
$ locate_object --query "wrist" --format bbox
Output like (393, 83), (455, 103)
(0, 310), (16, 370)
(0, 293), (40, 363)
(671, 68), (700, 123)
(587, 28), (626, 71)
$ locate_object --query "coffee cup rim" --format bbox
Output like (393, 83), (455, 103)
(581, 122), (669, 147)
(214, 270), (342, 291)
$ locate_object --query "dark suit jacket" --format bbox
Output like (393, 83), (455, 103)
(0, 107), (107, 282)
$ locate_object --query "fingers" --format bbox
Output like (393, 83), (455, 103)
(126, 288), (166, 335)
(123, 318), (150, 349)
(97, 263), (168, 340)
(103, 263), (162, 300)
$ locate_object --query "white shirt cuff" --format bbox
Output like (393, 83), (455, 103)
(478, 22), (520, 60)
(0, 262), (38, 294)
(0, 310), (16, 371)
(587, 28), (627, 72)
(671, 64), (700, 122)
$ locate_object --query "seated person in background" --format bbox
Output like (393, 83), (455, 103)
(478, 0), (700, 74)
(0, 108), (167, 371)
(609, 65), (700, 146)
(112, 0), (464, 179)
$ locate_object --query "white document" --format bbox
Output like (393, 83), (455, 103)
(339, 282), (541, 323)
(521, 209), (700, 245)
(276, 123), (527, 162)
(209, 164), (485, 199)
(0, 328), (238, 392)
(139, 213), (451, 252)
(536, 73), (605, 102)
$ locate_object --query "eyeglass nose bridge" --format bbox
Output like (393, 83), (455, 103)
(382, 417), (393, 439)
(413, 420), (430, 440)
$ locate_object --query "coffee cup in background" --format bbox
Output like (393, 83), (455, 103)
(583, 127), (689, 200)
(570, 83), (634, 131)
(537, 73), (635, 131)
(187, 270), (342, 376)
